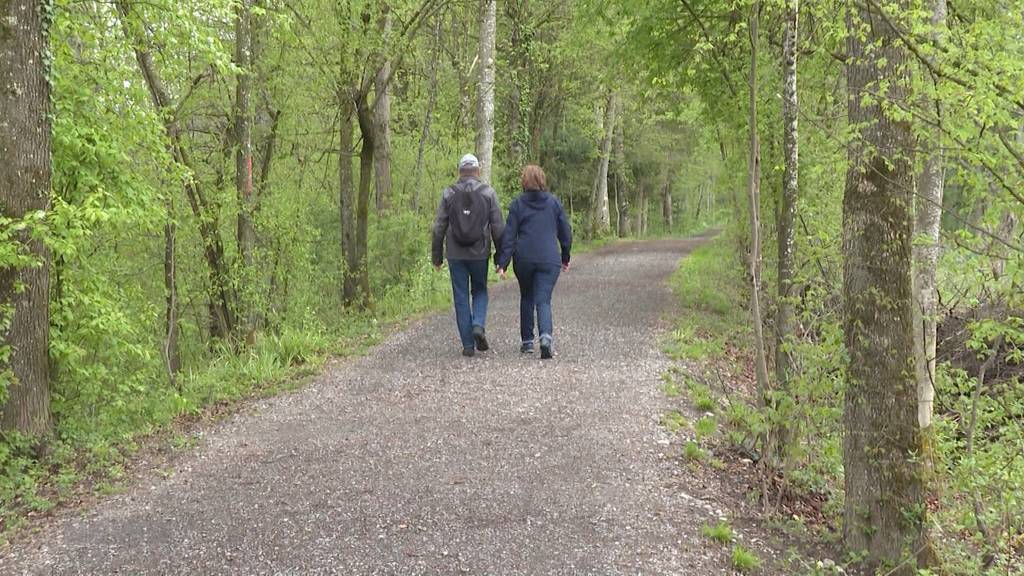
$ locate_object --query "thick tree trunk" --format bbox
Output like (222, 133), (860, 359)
(843, 1), (928, 571)
(234, 0), (257, 339)
(775, 0), (800, 455)
(913, 0), (947, 432)
(373, 6), (393, 212)
(338, 92), (359, 307)
(475, 0), (497, 183)
(0, 0), (53, 435)
(746, 0), (771, 417)
(591, 91), (616, 236)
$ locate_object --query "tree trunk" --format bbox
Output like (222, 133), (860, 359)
(338, 91), (359, 307)
(475, 0), (497, 183)
(234, 0), (257, 339)
(413, 16), (441, 213)
(613, 122), (630, 237)
(775, 0), (800, 456)
(661, 171), (673, 229)
(373, 5), (393, 212)
(354, 93), (375, 309)
(163, 201), (181, 388)
(913, 0), (947, 433)
(0, 0), (53, 435)
(634, 178), (645, 236)
(507, 0), (529, 172)
(591, 91), (616, 236)
(116, 0), (235, 340)
(746, 0), (772, 420)
(843, 1), (928, 571)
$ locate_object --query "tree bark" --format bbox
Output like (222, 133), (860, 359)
(591, 91), (616, 236)
(746, 0), (772, 421)
(0, 0), (53, 435)
(116, 0), (235, 340)
(843, 1), (928, 571)
(775, 0), (800, 455)
(373, 4), (393, 212)
(613, 122), (630, 237)
(163, 201), (181, 388)
(913, 0), (947, 432)
(338, 92), (359, 307)
(234, 0), (257, 340)
(413, 16), (441, 213)
(354, 93), (375, 309)
(661, 171), (673, 229)
(475, 0), (497, 183)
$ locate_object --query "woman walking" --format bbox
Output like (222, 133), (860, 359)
(497, 165), (573, 359)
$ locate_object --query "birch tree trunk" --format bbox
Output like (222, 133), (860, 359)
(913, 0), (947, 432)
(613, 122), (631, 237)
(746, 0), (771, 414)
(591, 91), (616, 236)
(475, 0), (497, 183)
(0, 0), (53, 435)
(775, 0), (800, 453)
(843, 1), (928, 570)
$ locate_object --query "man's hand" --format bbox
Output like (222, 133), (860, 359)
(497, 267), (507, 280)
(562, 262), (571, 272)
(434, 263), (443, 272)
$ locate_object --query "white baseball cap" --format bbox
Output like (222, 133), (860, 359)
(459, 153), (480, 170)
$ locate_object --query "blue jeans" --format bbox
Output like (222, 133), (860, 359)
(513, 260), (561, 344)
(448, 259), (490, 349)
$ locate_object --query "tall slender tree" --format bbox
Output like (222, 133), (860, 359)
(0, 0), (53, 435)
(842, 1), (928, 571)
(913, 0), (947, 433)
(775, 0), (800, 455)
(591, 91), (616, 236)
(476, 0), (497, 183)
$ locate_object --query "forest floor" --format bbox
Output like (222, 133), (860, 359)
(0, 235), (818, 575)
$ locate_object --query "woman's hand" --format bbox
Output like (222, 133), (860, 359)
(497, 267), (507, 280)
(562, 262), (570, 273)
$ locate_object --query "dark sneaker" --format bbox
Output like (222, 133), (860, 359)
(472, 325), (489, 351)
(539, 335), (553, 360)
(462, 347), (475, 357)
(520, 341), (535, 354)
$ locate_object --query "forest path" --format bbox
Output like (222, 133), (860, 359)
(1, 234), (741, 575)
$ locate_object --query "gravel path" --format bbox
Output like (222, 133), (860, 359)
(1, 236), (737, 575)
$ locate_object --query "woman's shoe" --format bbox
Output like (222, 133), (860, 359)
(520, 341), (535, 354)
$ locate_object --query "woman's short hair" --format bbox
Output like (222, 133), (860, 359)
(521, 165), (547, 191)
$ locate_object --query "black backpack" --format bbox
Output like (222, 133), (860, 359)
(448, 183), (489, 246)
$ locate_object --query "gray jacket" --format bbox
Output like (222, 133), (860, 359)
(432, 177), (504, 265)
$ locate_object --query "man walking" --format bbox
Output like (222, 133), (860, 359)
(432, 154), (505, 357)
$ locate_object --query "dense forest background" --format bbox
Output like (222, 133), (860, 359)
(2, 0), (1023, 573)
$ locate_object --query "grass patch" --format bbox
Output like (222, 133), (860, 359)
(695, 415), (718, 441)
(660, 411), (688, 433)
(683, 441), (706, 462)
(702, 520), (735, 544)
(732, 545), (761, 572)
(666, 237), (749, 363)
(687, 381), (717, 413)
